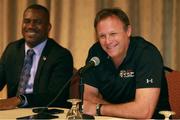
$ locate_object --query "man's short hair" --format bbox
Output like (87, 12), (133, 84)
(94, 8), (130, 30)
(24, 4), (50, 22)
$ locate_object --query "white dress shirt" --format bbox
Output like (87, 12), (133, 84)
(24, 40), (47, 94)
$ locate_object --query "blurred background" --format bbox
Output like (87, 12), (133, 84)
(0, 0), (180, 98)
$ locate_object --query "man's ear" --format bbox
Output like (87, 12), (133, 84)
(48, 23), (52, 32)
(127, 25), (132, 37)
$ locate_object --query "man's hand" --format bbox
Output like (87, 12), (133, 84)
(0, 97), (21, 110)
(83, 84), (109, 116)
(83, 100), (97, 116)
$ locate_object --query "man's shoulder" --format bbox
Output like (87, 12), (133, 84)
(5, 38), (25, 50)
(47, 38), (68, 50)
(88, 42), (108, 60)
(130, 36), (162, 59)
(8, 38), (25, 45)
(130, 36), (150, 45)
(90, 42), (102, 50)
(46, 38), (72, 56)
(130, 36), (158, 50)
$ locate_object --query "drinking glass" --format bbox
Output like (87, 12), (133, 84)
(66, 99), (82, 120)
(159, 111), (176, 120)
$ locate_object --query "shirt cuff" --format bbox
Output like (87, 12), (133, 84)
(18, 94), (28, 107)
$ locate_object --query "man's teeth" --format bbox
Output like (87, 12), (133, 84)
(107, 45), (114, 49)
(27, 31), (36, 35)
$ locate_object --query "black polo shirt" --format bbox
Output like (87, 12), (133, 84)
(83, 36), (170, 118)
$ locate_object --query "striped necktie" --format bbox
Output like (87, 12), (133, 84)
(17, 49), (35, 95)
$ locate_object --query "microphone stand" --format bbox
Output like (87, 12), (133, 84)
(78, 58), (100, 111)
(78, 68), (95, 119)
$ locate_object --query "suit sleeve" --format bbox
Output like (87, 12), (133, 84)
(0, 44), (11, 91)
(0, 51), (6, 91)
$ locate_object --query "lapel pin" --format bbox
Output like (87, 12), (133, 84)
(43, 56), (47, 61)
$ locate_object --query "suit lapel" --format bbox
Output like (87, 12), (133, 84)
(33, 39), (53, 92)
(14, 40), (26, 88)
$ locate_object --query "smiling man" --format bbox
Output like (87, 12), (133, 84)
(0, 4), (73, 109)
(82, 8), (171, 119)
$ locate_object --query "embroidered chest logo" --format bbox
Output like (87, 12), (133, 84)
(119, 69), (134, 78)
(146, 78), (154, 84)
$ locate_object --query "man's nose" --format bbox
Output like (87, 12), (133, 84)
(27, 21), (36, 28)
(105, 35), (113, 44)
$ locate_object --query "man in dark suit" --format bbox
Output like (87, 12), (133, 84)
(0, 4), (73, 109)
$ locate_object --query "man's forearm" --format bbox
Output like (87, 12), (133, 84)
(0, 96), (21, 110)
(100, 101), (153, 119)
(84, 92), (109, 104)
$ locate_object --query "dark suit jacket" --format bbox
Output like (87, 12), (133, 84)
(0, 38), (73, 108)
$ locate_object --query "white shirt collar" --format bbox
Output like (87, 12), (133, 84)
(25, 39), (48, 56)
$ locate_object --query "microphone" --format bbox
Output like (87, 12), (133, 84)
(79, 57), (100, 75)
(32, 57), (100, 119)
(78, 57), (100, 114)
(46, 57), (100, 106)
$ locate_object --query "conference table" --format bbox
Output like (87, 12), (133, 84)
(0, 107), (128, 120)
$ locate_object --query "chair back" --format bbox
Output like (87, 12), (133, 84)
(166, 69), (180, 118)
(69, 68), (80, 99)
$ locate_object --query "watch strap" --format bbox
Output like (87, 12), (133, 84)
(96, 104), (102, 116)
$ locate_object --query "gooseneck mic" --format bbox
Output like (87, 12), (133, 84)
(32, 57), (100, 119)
(79, 57), (100, 75)
(79, 57), (100, 113)
(40, 56), (100, 107)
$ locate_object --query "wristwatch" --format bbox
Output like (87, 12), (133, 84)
(96, 104), (102, 116)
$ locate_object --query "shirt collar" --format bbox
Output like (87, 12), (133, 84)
(25, 39), (47, 56)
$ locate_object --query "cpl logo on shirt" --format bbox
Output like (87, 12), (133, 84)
(119, 69), (134, 78)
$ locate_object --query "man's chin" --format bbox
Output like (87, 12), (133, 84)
(24, 39), (37, 47)
(24, 36), (36, 40)
(25, 38), (37, 43)
(107, 51), (115, 56)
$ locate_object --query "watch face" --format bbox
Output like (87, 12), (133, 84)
(96, 104), (102, 116)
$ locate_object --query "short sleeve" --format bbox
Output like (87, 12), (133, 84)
(135, 45), (163, 88)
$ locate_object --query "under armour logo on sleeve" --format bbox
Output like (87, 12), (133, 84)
(146, 78), (154, 84)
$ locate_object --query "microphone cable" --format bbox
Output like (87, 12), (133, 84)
(46, 70), (80, 108)
(32, 70), (81, 115)
(32, 56), (100, 115)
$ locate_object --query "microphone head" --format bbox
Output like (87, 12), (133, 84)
(90, 57), (100, 66)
